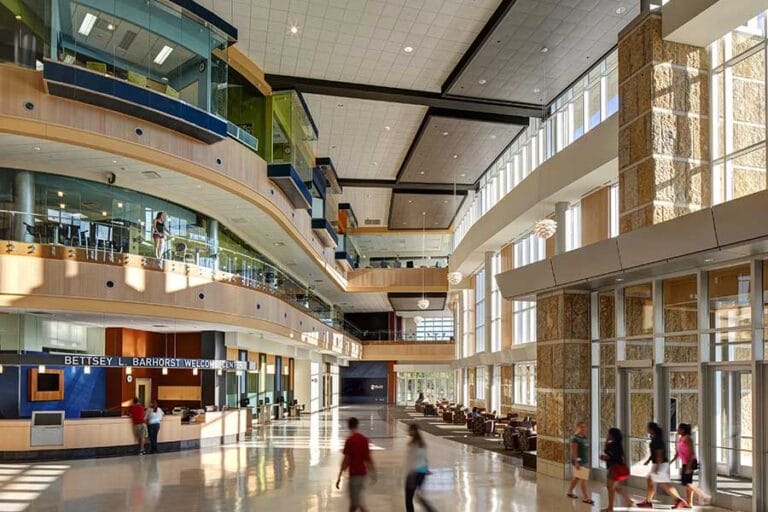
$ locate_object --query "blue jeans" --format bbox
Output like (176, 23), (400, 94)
(405, 472), (436, 512)
(148, 423), (160, 453)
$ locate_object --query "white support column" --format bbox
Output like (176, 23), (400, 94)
(554, 202), (569, 255)
(696, 269), (714, 496)
(750, 259), (765, 512)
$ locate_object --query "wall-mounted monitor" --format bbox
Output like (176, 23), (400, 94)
(28, 369), (64, 401)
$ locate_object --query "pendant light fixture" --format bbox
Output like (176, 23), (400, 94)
(418, 211), (429, 310)
(447, 156), (463, 285)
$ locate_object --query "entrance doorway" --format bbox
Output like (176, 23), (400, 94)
(135, 378), (152, 407)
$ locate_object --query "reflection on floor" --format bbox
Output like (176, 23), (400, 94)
(0, 406), (734, 511)
(716, 475), (753, 499)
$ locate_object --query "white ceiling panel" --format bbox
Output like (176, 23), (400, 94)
(305, 94), (426, 180)
(446, 0), (637, 103)
(338, 187), (392, 227)
(203, 0), (501, 91)
(351, 231), (453, 258)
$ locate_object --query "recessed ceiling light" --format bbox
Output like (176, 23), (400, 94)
(153, 45), (174, 65)
(372, 162), (378, 166)
(112, 159), (117, 164)
(107, 23), (115, 31)
(616, 6), (626, 15)
(704, 258), (714, 263)
(478, 78), (487, 85)
(490, 134), (497, 139)
(78, 12), (97, 36)
(533, 87), (541, 94)
(117, 202), (123, 208)
(452, 154), (458, 159)
(443, 200), (448, 204)
(384, 125), (391, 131)
(57, 191), (64, 197)
(289, 25), (299, 34)
(33, 146), (41, 151)
(459, 173), (466, 177)
(540, 46), (549, 53)
(273, 242), (285, 247)
(419, 171), (425, 175)
(102, 211), (108, 217)
(408, 200), (413, 203)
(615, 277), (624, 282)
(15, 14), (22, 20)
(59, 203), (66, 209)
(403, 46), (413, 53)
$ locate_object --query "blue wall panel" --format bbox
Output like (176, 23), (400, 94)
(19, 366), (106, 419)
(0, 366), (20, 419)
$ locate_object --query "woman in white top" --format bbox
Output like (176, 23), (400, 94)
(405, 424), (437, 512)
(145, 401), (164, 454)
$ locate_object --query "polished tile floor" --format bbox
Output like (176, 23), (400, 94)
(0, 406), (729, 511)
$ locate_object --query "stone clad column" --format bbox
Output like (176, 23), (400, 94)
(536, 289), (591, 479)
(618, 12), (710, 233)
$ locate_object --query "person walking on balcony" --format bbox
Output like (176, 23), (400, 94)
(152, 211), (170, 260)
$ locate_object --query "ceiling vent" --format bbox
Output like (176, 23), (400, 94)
(118, 30), (137, 52)
(364, 218), (381, 225)
(141, 170), (161, 179)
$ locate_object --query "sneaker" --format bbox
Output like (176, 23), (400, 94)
(674, 499), (689, 509)
(636, 501), (654, 508)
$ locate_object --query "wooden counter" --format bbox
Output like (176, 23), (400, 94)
(0, 409), (248, 458)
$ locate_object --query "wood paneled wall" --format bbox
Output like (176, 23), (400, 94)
(581, 186), (610, 246)
(346, 268), (448, 293)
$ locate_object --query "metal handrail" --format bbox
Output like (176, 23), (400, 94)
(0, 209), (359, 340)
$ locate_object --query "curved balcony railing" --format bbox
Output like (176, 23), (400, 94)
(355, 330), (455, 343)
(0, 209), (356, 336)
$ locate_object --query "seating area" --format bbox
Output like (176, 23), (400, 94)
(406, 401), (538, 470)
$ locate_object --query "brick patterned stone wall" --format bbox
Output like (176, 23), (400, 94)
(618, 13), (711, 233)
(536, 290), (590, 479)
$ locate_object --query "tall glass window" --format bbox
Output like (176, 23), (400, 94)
(491, 252), (502, 352)
(566, 202), (582, 251)
(415, 317), (454, 341)
(711, 12), (768, 204)
(513, 233), (545, 344)
(513, 362), (536, 405)
(453, 49), (619, 250)
(475, 269), (486, 353)
(476, 366), (485, 400)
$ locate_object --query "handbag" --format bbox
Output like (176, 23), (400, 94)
(573, 466), (590, 480)
(691, 458), (699, 471)
(609, 463), (630, 482)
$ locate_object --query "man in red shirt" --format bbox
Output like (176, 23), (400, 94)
(336, 417), (376, 512)
(128, 397), (148, 455)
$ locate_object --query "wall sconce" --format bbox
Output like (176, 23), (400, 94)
(126, 366), (132, 375)
(84, 366), (91, 374)
(192, 368), (199, 376)
(162, 367), (168, 375)
(38, 365), (46, 373)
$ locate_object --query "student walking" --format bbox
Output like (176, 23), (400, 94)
(405, 424), (437, 512)
(336, 417), (376, 512)
(145, 401), (164, 454)
(637, 422), (688, 508)
(600, 427), (635, 512)
(670, 423), (711, 507)
(128, 398), (147, 455)
(566, 422), (594, 505)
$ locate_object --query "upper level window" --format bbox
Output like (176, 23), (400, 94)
(565, 202), (582, 251)
(415, 317), (454, 341)
(491, 252), (502, 352)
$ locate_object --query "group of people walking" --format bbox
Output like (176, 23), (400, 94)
(337, 416), (710, 511)
(568, 421), (710, 511)
(336, 417), (436, 512)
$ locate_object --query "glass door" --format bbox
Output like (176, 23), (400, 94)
(664, 367), (700, 482)
(711, 367), (753, 508)
(618, 366), (655, 477)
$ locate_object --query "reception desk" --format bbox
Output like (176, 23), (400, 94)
(0, 409), (248, 460)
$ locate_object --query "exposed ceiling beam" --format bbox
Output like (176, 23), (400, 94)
(339, 179), (473, 192)
(441, 0), (518, 94)
(265, 74), (541, 123)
